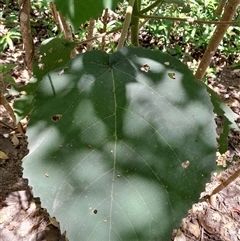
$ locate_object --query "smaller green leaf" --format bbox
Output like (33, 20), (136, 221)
(0, 64), (17, 74)
(163, 0), (185, 6)
(13, 38), (77, 123)
(218, 118), (231, 154)
(163, 0), (191, 12)
(181, 5), (191, 13)
(6, 36), (14, 49)
(53, 0), (122, 32)
(207, 86), (239, 130)
(3, 75), (16, 85)
(8, 31), (21, 39)
(34, 38), (77, 80)
(207, 86), (239, 154)
(13, 92), (35, 122)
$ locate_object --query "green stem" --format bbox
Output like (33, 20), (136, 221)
(130, 0), (140, 46)
(117, 0), (135, 50)
(139, 0), (162, 30)
(139, 0), (164, 14)
(76, 26), (123, 45)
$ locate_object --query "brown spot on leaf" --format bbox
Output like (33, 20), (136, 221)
(58, 67), (68, 75)
(182, 160), (190, 168)
(140, 64), (150, 72)
(168, 72), (176, 79)
(51, 114), (62, 122)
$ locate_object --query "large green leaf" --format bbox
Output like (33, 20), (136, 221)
(23, 47), (217, 240)
(53, 0), (123, 32)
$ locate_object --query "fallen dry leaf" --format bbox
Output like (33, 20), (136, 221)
(174, 229), (186, 241)
(0, 214), (7, 224)
(11, 134), (19, 146)
(49, 217), (60, 228)
(0, 151), (9, 159)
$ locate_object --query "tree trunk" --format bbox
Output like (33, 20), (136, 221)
(215, 0), (227, 15)
(18, 0), (34, 75)
(195, 0), (240, 80)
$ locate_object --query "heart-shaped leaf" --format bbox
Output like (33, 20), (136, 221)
(23, 47), (217, 240)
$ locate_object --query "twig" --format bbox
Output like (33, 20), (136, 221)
(211, 166), (240, 196)
(139, 0), (164, 14)
(0, 91), (16, 124)
(101, 9), (108, 51)
(50, 2), (73, 41)
(195, 0), (240, 80)
(139, 1), (164, 29)
(117, 0), (135, 50)
(138, 14), (240, 25)
(75, 26), (123, 46)
(0, 119), (16, 131)
(86, 18), (95, 51)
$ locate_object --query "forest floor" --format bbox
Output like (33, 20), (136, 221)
(1, 2), (240, 241)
